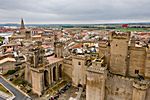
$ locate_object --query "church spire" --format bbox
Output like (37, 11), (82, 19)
(20, 18), (25, 29)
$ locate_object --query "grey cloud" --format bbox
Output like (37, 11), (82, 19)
(0, 0), (150, 23)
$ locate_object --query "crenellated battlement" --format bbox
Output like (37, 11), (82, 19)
(133, 80), (150, 90)
(107, 72), (134, 81)
(110, 31), (130, 40)
(99, 40), (108, 47)
(87, 65), (107, 74)
(129, 46), (146, 51)
(87, 58), (107, 74)
(72, 54), (86, 60)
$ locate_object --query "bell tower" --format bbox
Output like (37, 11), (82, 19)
(20, 18), (25, 29)
(27, 41), (45, 68)
(54, 33), (64, 58)
(25, 41), (46, 96)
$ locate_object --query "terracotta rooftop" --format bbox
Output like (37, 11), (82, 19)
(71, 43), (83, 49)
(6, 48), (13, 53)
(42, 44), (52, 49)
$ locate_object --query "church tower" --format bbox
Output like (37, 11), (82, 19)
(25, 41), (46, 96)
(20, 18), (25, 29)
(54, 33), (64, 58)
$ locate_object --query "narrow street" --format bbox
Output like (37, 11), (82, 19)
(0, 76), (31, 100)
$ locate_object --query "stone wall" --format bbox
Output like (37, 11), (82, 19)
(72, 56), (87, 86)
(145, 50), (150, 79)
(86, 71), (105, 100)
(128, 47), (146, 77)
(31, 70), (44, 96)
(63, 63), (72, 78)
(105, 74), (133, 100)
(63, 58), (73, 79)
(146, 87), (150, 100)
(25, 64), (32, 84)
(110, 38), (128, 76)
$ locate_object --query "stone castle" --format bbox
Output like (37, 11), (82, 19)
(24, 28), (150, 100)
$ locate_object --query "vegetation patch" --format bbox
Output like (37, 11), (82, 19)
(6, 70), (16, 75)
(0, 36), (4, 43)
(0, 84), (12, 96)
(46, 80), (68, 95)
(115, 28), (150, 32)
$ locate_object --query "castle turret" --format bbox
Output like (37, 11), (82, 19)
(72, 55), (88, 86)
(86, 58), (107, 100)
(132, 80), (149, 100)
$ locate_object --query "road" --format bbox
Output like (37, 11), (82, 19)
(0, 97), (5, 100)
(0, 76), (31, 100)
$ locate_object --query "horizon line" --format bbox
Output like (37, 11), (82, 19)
(1, 21), (150, 25)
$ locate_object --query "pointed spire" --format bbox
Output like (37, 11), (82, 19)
(20, 18), (25, 29)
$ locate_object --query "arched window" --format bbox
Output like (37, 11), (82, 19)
(44, 70), (49, 87)
(59, 64), (62, 78)
(53, 67), (56, 81)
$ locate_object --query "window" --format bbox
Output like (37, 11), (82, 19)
(135, 70), (139, 74)
(78, 62), (81, 65)
(116, 44), (118, 47)
(116, 88), (119, 91)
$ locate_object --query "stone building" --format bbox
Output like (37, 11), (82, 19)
(85, 31), (150, 100)
(25, 40), (63, 96)
(24, 31), (150, 100)
(9, 19), (32, 42)
(9, 19), (48, 42)
(0, 54), (16, 73)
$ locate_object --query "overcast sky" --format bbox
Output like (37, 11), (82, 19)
(0, 0), (150, 24)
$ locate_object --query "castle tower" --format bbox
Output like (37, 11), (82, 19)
(132, 80), (149, 100)
(20, 18), (25, 29)
(86, 58), (107, 100)
(109, 31), (130, 76)
(72, 55), (87, 86)
(128, 46), (146, 77)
